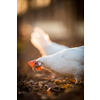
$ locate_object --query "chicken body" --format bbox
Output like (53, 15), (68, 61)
(36, 46), (84, 83)
(30, 27), (84, 83)
(31, 27), (68, 56)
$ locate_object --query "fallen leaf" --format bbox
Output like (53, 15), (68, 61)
(60, 84), (69, 89)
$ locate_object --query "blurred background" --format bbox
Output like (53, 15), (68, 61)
(17, 0), (84, 99)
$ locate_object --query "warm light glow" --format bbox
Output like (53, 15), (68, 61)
(19, 23), (32, 37)
(30, 0), (51, 8)
(17, 0), (51, 15)
(36, 0), (51, 7)
(17, 0), (28, 15)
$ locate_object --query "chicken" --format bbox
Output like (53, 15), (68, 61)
(31, 27), (69, 56)
(28, 46), (84, 83)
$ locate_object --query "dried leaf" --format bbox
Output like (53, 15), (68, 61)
(60, 84), (69, 89)
(68, 78), (76, 83)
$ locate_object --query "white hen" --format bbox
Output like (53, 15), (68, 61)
(28, 46), (84, 83)
(31, 27), (68, 56)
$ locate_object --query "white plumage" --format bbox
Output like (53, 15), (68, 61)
(29, 27), (84, 83)
(36, 46), (84, 83)
(31, 27), (68, 56)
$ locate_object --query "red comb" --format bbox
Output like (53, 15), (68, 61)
(28, 60), (36, 68)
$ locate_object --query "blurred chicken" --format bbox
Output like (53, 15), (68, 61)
(28, 46), (84, 83)
(31, 27), (68, 56)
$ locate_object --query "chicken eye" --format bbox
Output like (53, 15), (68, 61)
(35, 62), (38, 64)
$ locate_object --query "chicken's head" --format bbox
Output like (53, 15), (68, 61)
(28, 60), (42, 71)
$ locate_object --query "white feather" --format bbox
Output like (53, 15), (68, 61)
(31, 27), (68, 56)
(37, 46), (84, 83)
(31, 27), (84, 83)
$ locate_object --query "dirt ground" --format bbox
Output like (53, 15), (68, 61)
(17, 35), (84, 100)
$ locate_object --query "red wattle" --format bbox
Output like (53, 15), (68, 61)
(36, 67), (42, 71)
